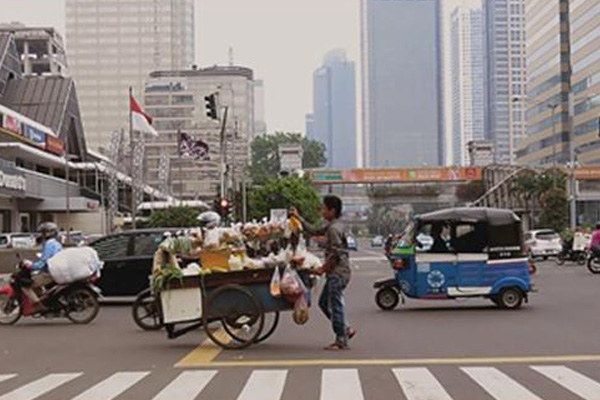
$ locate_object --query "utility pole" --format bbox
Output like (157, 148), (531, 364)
(569, 92), (577, 230)
(219, 106), (229, 199)
(65, 131), (71, 243)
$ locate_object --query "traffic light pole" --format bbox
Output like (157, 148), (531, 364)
(219, 106), (229, 199)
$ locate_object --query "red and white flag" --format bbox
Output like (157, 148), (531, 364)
(130, 94), (158, 136)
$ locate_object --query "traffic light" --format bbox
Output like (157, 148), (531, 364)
(214, 197), (232, 219)
(205, 93), (218, 120)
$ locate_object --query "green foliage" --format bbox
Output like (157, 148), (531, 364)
(511, 168), (568, 231)
(456, 181), (485, 202)
(367, 206), (408, 236)
(247, 176), (322, 224)
(146, 207), (201, 228)
(249, 132), (327, 183)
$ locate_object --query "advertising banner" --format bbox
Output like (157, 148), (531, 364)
(24, 125), (47, 149)
(311, 167), (482, 184)
(46, 135), (65, 156)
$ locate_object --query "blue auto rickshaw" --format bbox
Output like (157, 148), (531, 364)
(374, 207), (533, 310)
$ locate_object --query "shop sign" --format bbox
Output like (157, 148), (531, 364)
(46, 135), (65, 156)
(2, 114), (22, 134)
(24, 125), (46, 149)
(0, 169), (26, 193)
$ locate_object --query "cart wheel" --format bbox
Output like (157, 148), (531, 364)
(203, 285), (265, 350)
(223, 311), (280, 344)
(376, 287), (399, 311)
(132, 289), (162, 331)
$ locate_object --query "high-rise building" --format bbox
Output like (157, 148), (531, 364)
(253, 80), (267, 136)
(451, 3), (485, 166)
(65, 0), (194, 152)
(0, 25), (68, 77)
(484, 0), (527, 164)
(144, 66), (256, 200)
(305, 113), (315, 140)
(310, 49), (357, 169)
(517, 0), (570, 165)
(361, 0), (444, 167)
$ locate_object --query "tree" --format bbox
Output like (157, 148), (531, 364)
(247, 176), (322, 224)
(249, 132), (327, 183)
(146, 207), (201, 228)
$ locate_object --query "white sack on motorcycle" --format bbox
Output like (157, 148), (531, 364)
(48, 247), (102, 284)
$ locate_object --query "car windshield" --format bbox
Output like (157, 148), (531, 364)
(537, 231), (559, 240)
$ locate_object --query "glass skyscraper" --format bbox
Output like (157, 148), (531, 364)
(361, 0), (444, 168)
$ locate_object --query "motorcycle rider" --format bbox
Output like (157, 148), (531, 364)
(589, 222), (600, 255)
(22, 222), (63, 308)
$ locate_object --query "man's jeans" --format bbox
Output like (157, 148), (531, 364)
(319, 276), (348, 346)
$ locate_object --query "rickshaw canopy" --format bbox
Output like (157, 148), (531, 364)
(416, 207), (520, 227)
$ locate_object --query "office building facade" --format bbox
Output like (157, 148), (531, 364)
(451, 4), (485, 166)
(144, 66), (256, 200)
(517, 0), (570, 165)
(65, 0), (194, 152)
(361, 0), (444, 168)
(484, 0), (527, 164)
(310, 49), (357, 169)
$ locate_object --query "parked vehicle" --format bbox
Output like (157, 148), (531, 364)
(0, 233), (36, 250)
(347, 235), (358, 251)
(0, 260), (101, 325)
(524, 230), (562, 260)
(374, 207), (533, 311)
(89, 229), (176, 297)
(371, 235), (384, 247)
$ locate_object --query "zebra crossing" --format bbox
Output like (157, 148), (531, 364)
(0, 365), (599, 400)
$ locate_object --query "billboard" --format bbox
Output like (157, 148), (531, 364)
(310, 167), (483, 184)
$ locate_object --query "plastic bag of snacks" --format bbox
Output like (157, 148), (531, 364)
(281, 265), (303, 299)
(270, 266), (281, 298)
(293, 295), (309, 325)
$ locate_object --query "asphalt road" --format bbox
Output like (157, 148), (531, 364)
(1, 243), (600, 399)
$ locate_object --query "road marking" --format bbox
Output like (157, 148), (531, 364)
(152, 371), (217, 400)
(237, 370), (287, 400)
(174, 328), (229, 367)
(532, 366), (600, 400)
(393, 367), (453, 400)
(321, 369), (364, 400)
(462, 367), (542, 400)
(0, 373), (82, 400)
(179, 353), (600, 368)
(70, 372), (149, 400)
(0, 376), (16, 384)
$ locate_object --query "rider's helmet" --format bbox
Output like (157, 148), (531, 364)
(596, 222), (600, 230)
(38, 222), (59, 240)
(197, 211), (221, 229)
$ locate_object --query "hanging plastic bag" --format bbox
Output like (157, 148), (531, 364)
(281, 265), (302, 298)
(293, 295), (309, 325)
(270, 266), (281, 298)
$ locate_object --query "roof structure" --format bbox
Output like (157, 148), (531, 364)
(417, 207), (520, 226)
(0, 76), (87, 160)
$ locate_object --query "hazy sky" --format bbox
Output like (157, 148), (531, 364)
(0, 0), (360, 133)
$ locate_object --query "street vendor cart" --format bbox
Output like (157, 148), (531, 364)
(158, 267), (315, 349)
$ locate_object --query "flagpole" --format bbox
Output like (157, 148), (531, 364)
(178, 129), (183, 204)
(129, 86), (137, 230)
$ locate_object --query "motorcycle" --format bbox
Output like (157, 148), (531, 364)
(556, 245), (587, 266)
(0, 260), (101, 325)
(586, 249), (600, 274)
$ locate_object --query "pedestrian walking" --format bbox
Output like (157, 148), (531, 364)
(290, 195), (356, 350)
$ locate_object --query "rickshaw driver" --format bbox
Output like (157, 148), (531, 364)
(429, 223), (450, 253)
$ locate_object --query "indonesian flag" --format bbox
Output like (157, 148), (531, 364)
(130, 94), (158, 136)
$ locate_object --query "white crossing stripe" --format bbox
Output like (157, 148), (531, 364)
(151, 371), (217, 400)
(393, 367), (453, 400)
(0, 376), (16, 384)
(70, 372), (150, 400)
(532, 366), (600, 400)
(462, 367), (543, 400)
(237, 370), (287, 400)
(0, 373), (82, 400)
(321, 369), (364, 400)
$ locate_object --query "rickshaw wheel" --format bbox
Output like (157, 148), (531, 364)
(203, 285), (265, 350)
(223, 311), (280, 344)
(497, 287), (524, 310)
(376, 287), (399, 311)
